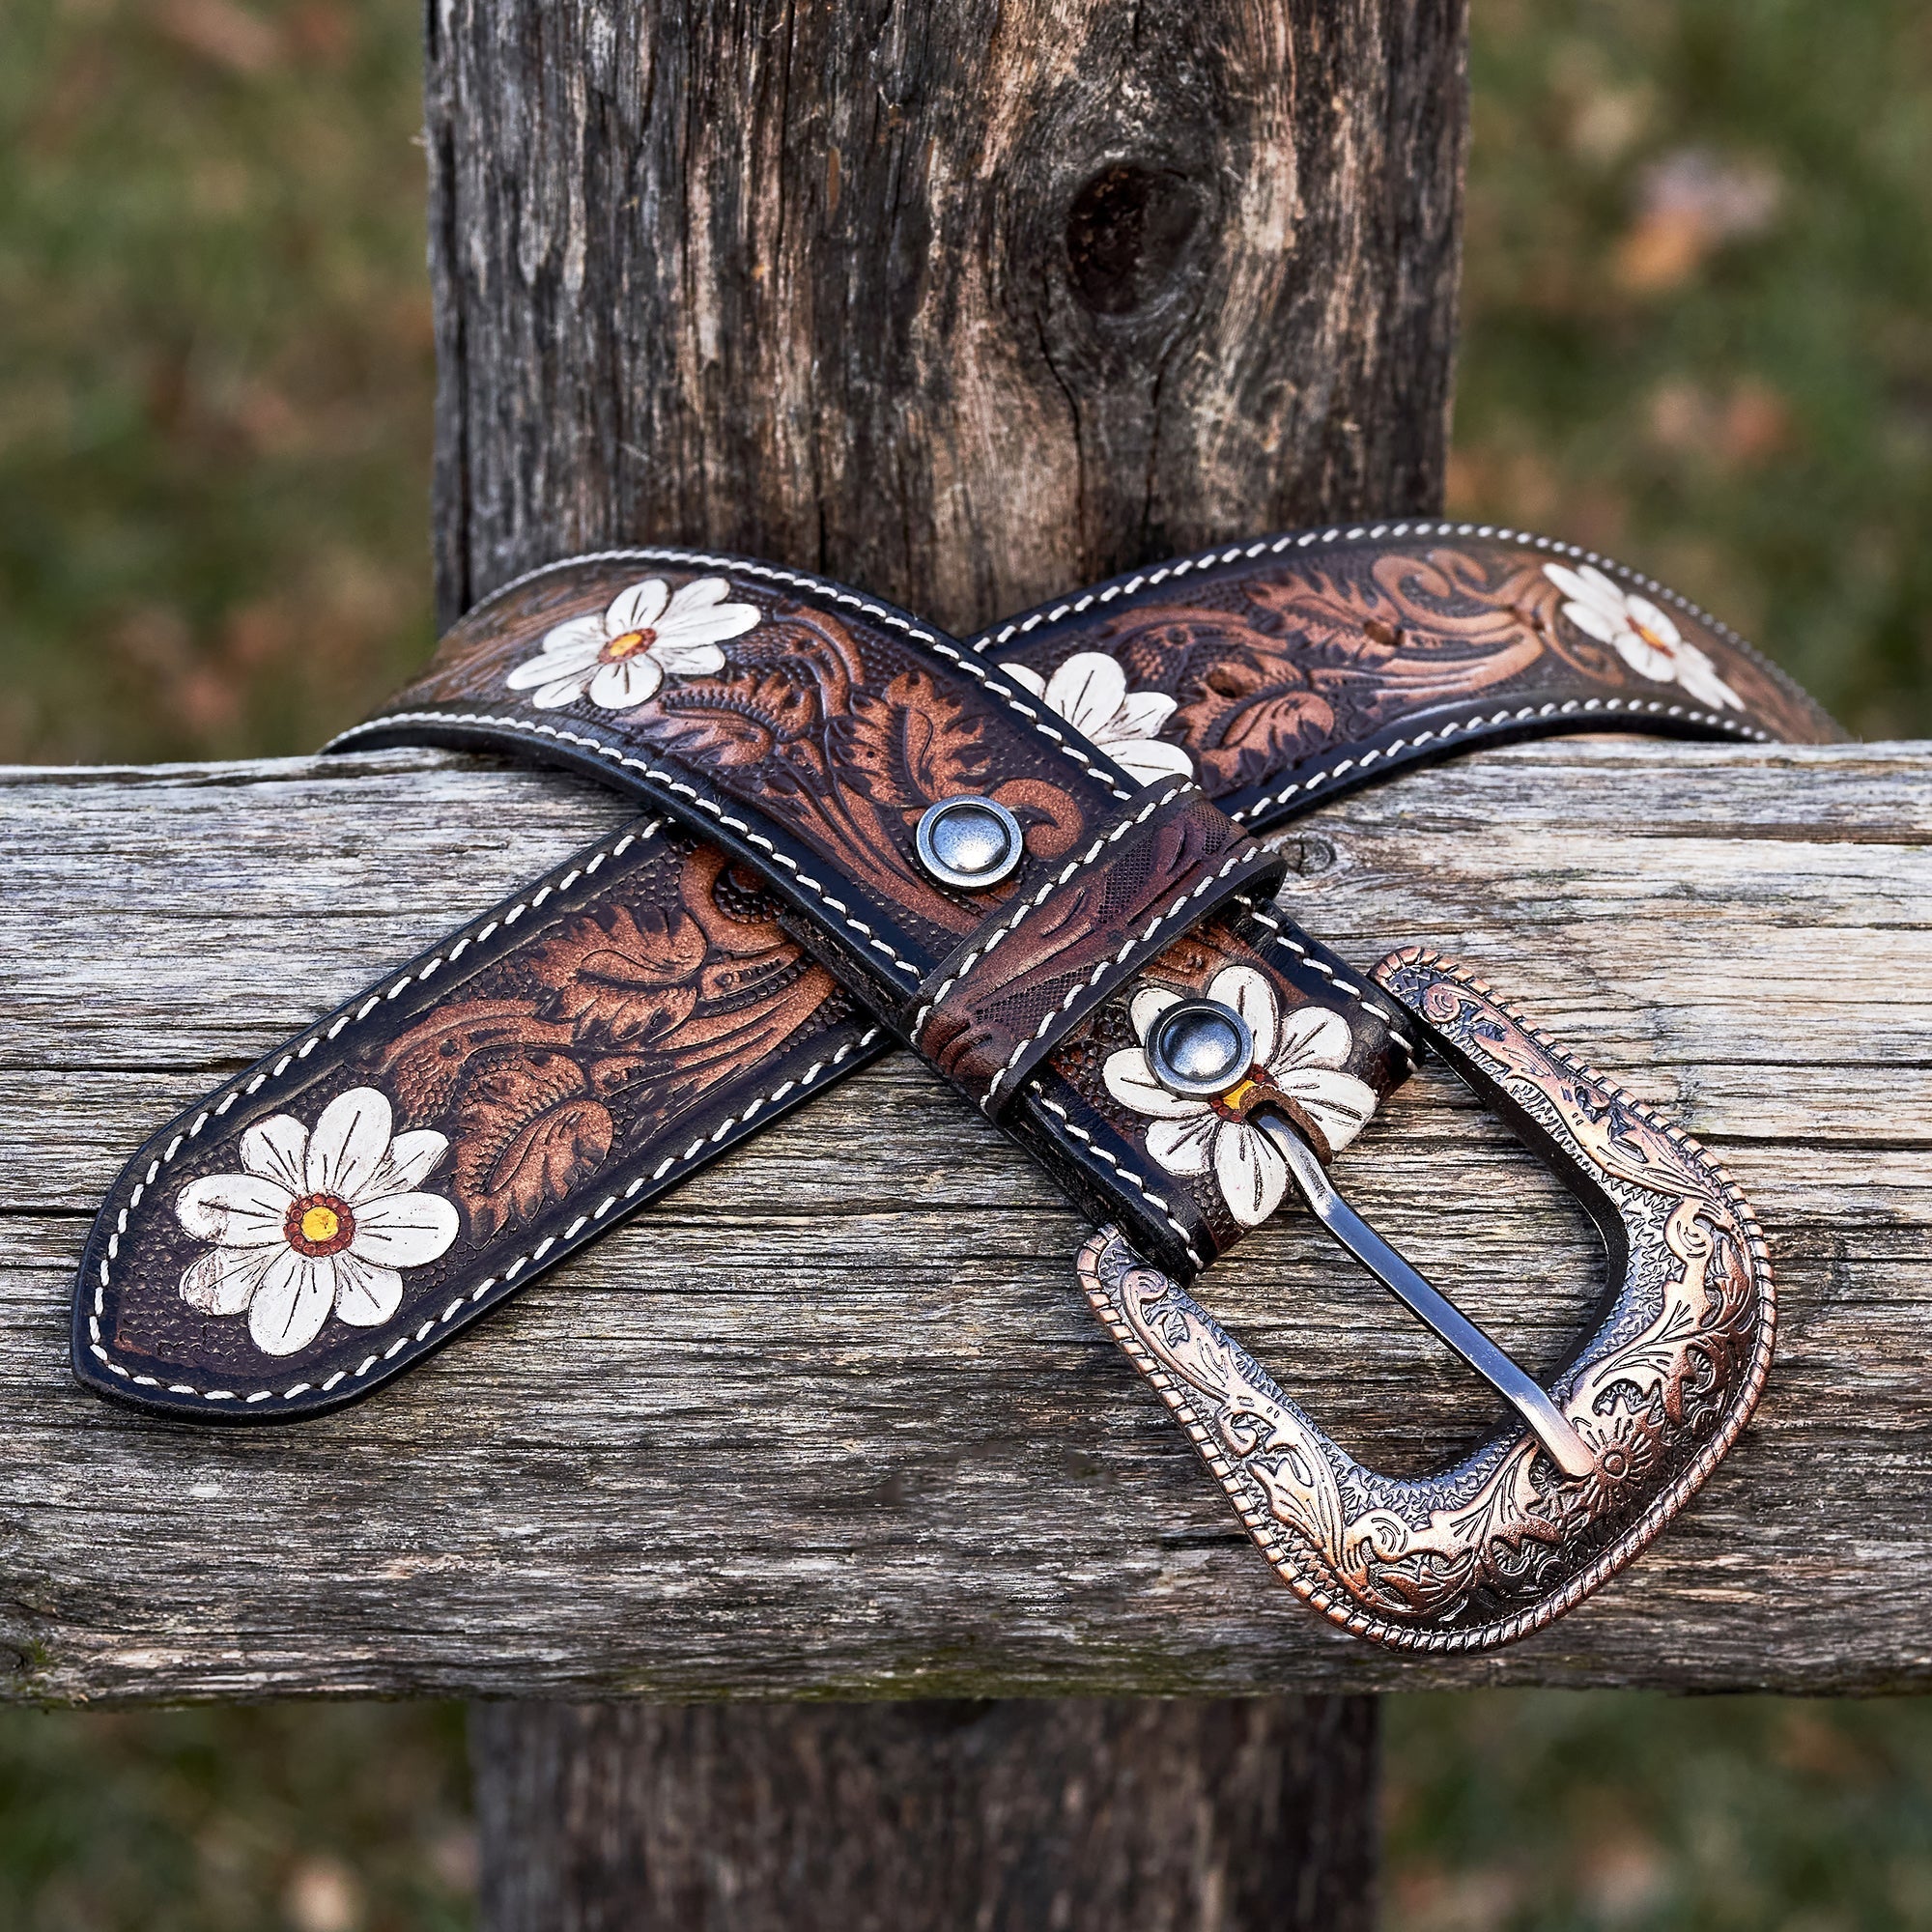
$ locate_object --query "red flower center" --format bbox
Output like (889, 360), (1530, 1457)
(285, 1192), (356, 1257)
(602, 628), (658, 661)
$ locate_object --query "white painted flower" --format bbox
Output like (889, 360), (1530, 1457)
(505, 576), (760, 711)
(1103, 967), (1377, 1228)
(174, 1087), (459, 1357)
(1543, 561), (1743, 712)
(1005, 651), (1194, 786)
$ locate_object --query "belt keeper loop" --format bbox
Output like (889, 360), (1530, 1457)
(911, 787), (1287, 1119)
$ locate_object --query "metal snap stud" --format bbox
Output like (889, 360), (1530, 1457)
(1146, 998), (1256, 1098)
(914, 794), (1025, 889)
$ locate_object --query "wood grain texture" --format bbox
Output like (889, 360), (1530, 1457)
(471, 1696), (1378, 1932)
(425, 1), (1464, 1896)
(423, 0), (1467, 634)
(2, 734), (1924, 1703)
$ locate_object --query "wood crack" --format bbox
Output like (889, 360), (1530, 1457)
(2, 738), (1928, 1698)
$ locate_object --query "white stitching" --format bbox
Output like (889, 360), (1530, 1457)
(965, 521), (1802, 701)
(1034, 1094), (1203, 1270)
(1236, 906), (1410, 1062)
(912, 783), (1192, 1035)
(1240, 897), (1417, 1055)
(330, 711), (925, 981)
(964, 525), (1795, 765)
(92, 817), (661, 1392)
(1233, 695), (1771, 824)
(91, 824), (885, 1404)
(982, 843), (1276, 1105)
(437, 545), (1135, 803)
(921, 638), (1133, 801)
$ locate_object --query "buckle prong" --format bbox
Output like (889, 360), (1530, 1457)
(1257, 1112), (1598, 1480)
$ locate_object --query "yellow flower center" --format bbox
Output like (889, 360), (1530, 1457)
(1208, 1074), (1264, 1121)
(602, 628), (657, 661)
(284, 1192), (356, 1257)
(1631, 618), (1674, 659)
(300, 1205), (341, 1245)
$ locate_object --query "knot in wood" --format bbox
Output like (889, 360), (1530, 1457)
(1064, 162), (1208, 317)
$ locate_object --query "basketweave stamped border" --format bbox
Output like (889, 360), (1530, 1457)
(75, 816), (888, 1413)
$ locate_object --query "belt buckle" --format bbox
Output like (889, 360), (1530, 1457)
(1079, 947), (1774, 1651)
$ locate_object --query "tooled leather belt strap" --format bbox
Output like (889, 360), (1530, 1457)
(73, 523), (1839, 1652)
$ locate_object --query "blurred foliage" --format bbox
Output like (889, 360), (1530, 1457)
(1452, 0), (1932, 734)
(3, 0), (1930, 760)
(3, 1), (1931, 1929)
(0, 0), (434, 762)
(10, 1692), (1932, 1931)
(0, 1703), (473, 1931)
(1387, 1692), (1932, 1931)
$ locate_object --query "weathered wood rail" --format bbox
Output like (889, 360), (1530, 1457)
(426, 1), (1462, 1914)
(2, 734), (1925, 1703)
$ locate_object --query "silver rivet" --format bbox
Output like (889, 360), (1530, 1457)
(915, 794), (1024, 889)
(1146, 999), (1255, 1098)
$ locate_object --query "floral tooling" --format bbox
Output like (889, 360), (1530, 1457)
(1102, 966), (1377, 1226)
(1006, 651), (1196, 786)
(505, 576), (761, 711)
(1543, 561), (1743, 712)
(174, 1087), (459, 1356)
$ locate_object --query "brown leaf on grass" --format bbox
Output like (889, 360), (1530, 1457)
(1647, 377), (1793, 470)
(285, 0), (355, 66)
(150, 0), (282, 75)
(1718, 380), (1793, 467)
(1615, 149), (1781, 294)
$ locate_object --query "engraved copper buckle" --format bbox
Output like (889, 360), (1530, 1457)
(1079, 948), (1775, 1652)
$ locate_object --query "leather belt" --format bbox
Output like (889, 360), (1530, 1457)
(72, 522), (1839, 1651)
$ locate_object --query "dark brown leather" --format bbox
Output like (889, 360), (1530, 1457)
(1016, 909), (1410, 1264)
(325, 553), (1397, 1283)
(973, 522), (1840, 813)
(75, 822), (889, 1413)
(73, 524), (1834, 1424)
(1080, 950), (1776, 1651)
(914, 785), (1280, 1116)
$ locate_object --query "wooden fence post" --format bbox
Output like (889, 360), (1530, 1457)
(423, 2), (1467, 1923)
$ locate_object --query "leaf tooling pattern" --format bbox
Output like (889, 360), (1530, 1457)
(1090, 550), (1572, 792)
(451, 1053), (614, 1244)
(370, 838), (848, 1244)
(525, 902), (708, 1048)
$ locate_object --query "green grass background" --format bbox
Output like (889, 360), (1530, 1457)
(3, 1), (1930, 1927)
